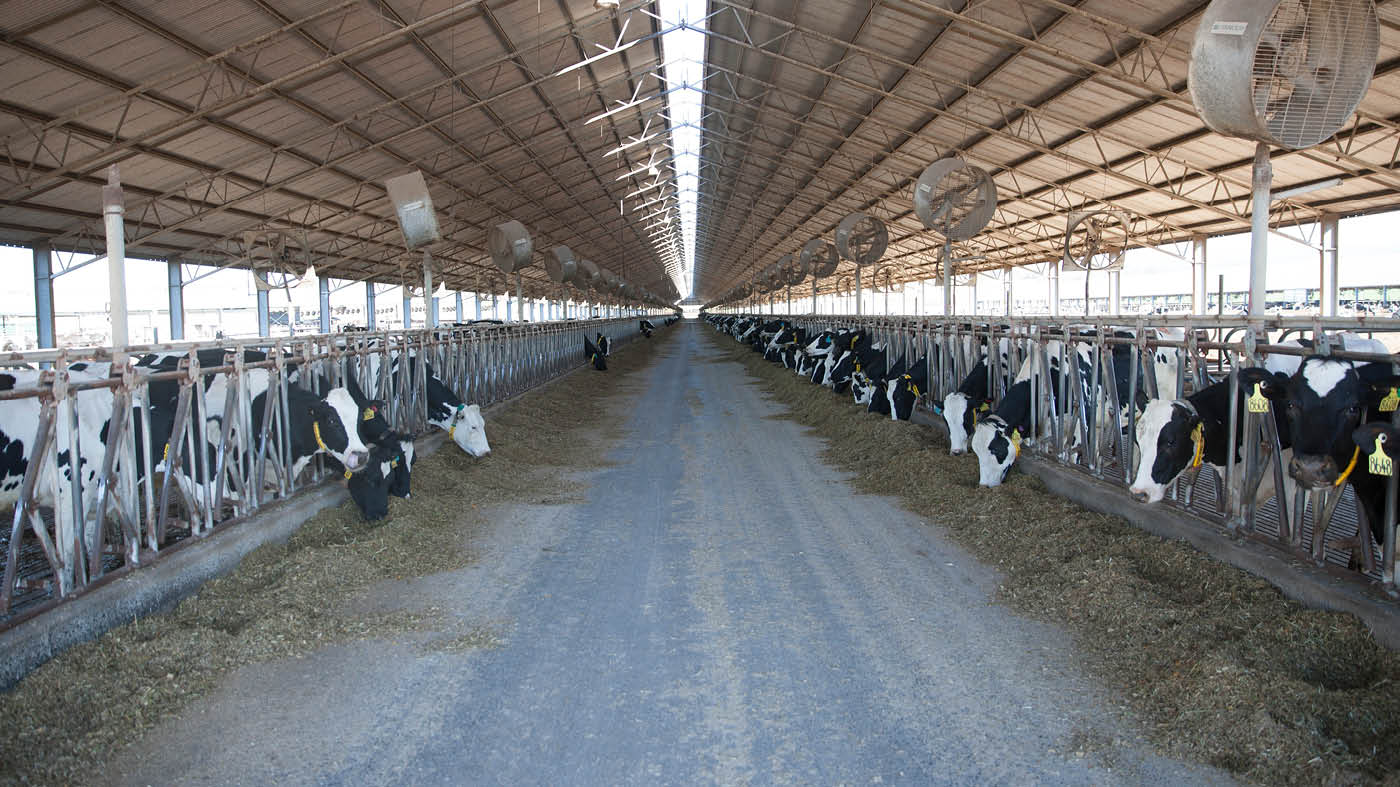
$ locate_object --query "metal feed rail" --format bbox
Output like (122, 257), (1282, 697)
(732, 312), (1400, 594)
(0, 318), (638, 621)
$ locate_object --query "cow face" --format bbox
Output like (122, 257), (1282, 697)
(446, 403), (490, 457)
(344, 373), (392, 445)
(318, 388), (370, 471)
(971, 415), (1020, 487)
(942, 392), (975, 455)
(1242, 358), (1398, 489)
(1128, 399), (1201, 503)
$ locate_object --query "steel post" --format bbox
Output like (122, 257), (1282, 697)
(1048, 259), (1061, 317)
(1320, 213), (1339, 317)
(1192, 234), (1208, 315)
(255, 272), (270, 337)
(163, 260), (185, 340)
(33, 243), (55, 349)
(103, 166), (128, 350)
(1108, 270), (1121, 315)
(366, 281), (377, 330)
(318, 275), (331, 333)
(1249, 142), (1272, 316)
(403, 291), (412, 329)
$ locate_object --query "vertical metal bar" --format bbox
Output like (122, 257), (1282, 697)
(256, 272), (270, 337)
(1248, 142), (1272, 316)
(1320, 213), (1339, 317)
(366, 282), (377, 330)
(33, 243), (55, 352)
(318, 276), (331, 333)
(1192, 234), (1208, 315)
(167, 260), (185, 340)
(104, 166), (128, 351)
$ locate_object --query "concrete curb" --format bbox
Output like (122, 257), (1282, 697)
(910, 407), (1400, 650)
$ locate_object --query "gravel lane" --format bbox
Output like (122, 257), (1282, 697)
(108, 323), (1231, 786)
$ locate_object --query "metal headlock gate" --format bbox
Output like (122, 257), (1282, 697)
(0, 318), (638, 624)
(727, 311), (1400, 595)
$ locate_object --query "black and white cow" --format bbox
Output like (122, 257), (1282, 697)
(1240, 353), (1400, 567)
(941, 357), (993, 456)
(866, 355), (904, 416)
(640, 319), (655, 338)
(1127, 379), (1294, 505)
(885, 358), (928, 422)
(596, 333), (611, 357)
(347, 431), (415, 522)
(970, 342), (1066, 487)
(585, 336), (608, 371)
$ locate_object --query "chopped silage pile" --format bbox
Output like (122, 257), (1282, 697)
(717, 333), (1400, 786)
(0, 330), (669, 786)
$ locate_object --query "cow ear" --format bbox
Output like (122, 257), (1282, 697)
(1238, 368), (1286, 400)
(1365, 375), (1400, 406)
(344, 373), (367, 406)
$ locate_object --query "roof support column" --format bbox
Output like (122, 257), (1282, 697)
(318, 276), (331, 334)
(1048, 260), (1061, 318)
(854, 267), (862, 316)
(1004, 268), (1014, 317)
(1320, 213), (1339, 317)
(1249, 143), (1272, 316)
(167, 261), (185, 341)
(103, 166), (128, 352)
(943, 257), (953, 316)
(366, 282), (377, 330)
(33, 243), (55, 350)
(255, 272), (270, 338)
(970, 273), (979, 316)
(1108, 270), (1122, 315)
(455, 292), (463, 325)
(1192, 234), (1208, 315)
(403, 291), (412, 330)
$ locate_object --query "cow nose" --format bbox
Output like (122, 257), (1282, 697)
(1129, 489), (1150, 504)
(1289, 454), (1338, 488)
(345, 450), (369, 471)
(950, 448), (965, 456)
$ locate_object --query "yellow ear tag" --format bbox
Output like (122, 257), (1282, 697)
(1369, 435), (1393, 477)
(1010, 429), (1023, 458)
(343, 469), (352, 480)
(1189, 422), (1204, 469)
(1247, 383), (1269, 413)
(1381, 388), (1399, 413)
(977, 402), (991, 413)
(363, 408), (375, 422)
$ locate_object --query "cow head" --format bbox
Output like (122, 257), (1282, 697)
(1128, 398), (1202, 503)
(941, 392), (987, 455)
(585, 337), (608, 371)
(444, 403), (490, 457)
(312, 388), (369, 471)
(1241, 358), (1400, 489)
(970, 415), (1021, 487)
(344, 373), (392, 445)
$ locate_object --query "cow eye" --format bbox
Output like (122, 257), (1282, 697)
(1346, 405), (1362, 418)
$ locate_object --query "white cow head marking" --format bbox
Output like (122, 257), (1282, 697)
(323, 388), (370, 471)
(971, 416), (1018, 487)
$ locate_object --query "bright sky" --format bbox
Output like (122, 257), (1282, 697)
(1, 208), (1395, 317)
(658, 0), (706, 301)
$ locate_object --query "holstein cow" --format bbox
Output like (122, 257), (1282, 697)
(640, 319), (655, 338)
(970, 343), (1066, 487)
(585, 336), (608, 371)
(347, 431), (416, 522)
(1240, 352), (1400, 568)
(596, 333), (611, 356)
(866, 355), (904, 416)
(1127, 379), (1295, 506)
(885, 358), (929, 422)
(941, 357), (993, 456)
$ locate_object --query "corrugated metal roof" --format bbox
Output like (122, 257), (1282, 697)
(0, 0), (1397, 307)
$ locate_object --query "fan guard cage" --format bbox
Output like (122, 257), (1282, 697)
(834, 212), (889, 265)
(1190, 0), (1378, 150)
(914, 158), (998, 241)
(801, 238), (841, 279)
(1062, 210), (1130, 272)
